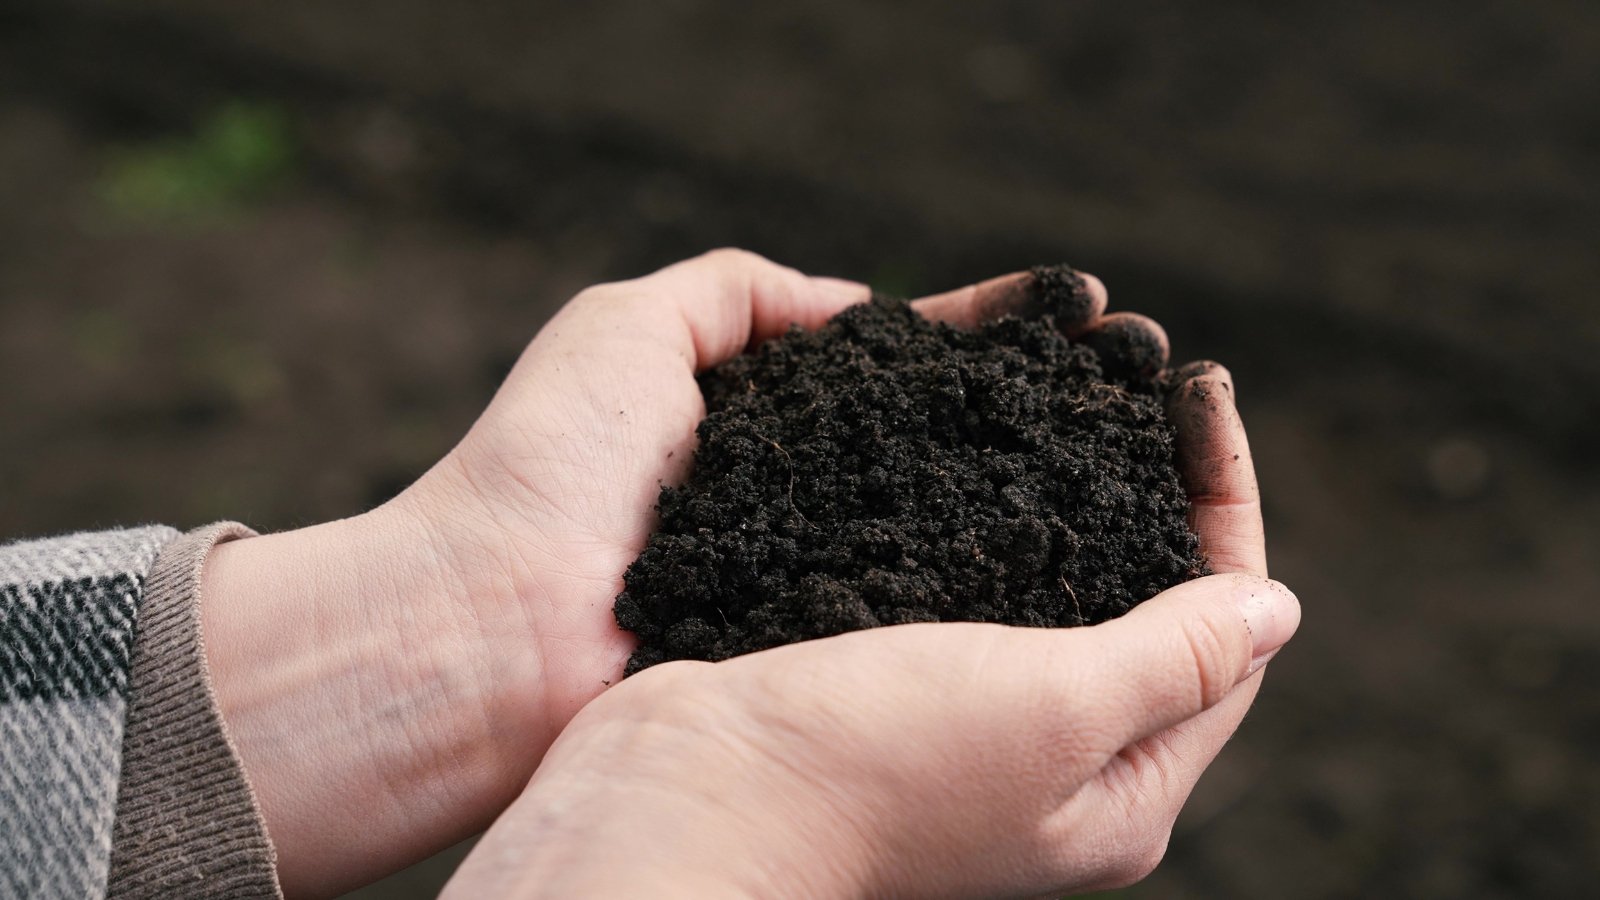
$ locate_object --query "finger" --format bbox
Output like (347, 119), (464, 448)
(1050, 269), (1110, 336)
(1161, 359), (1232, 395)
(1138, 671), (1262, 787)
(595, 248), (871, 371)
(1079, 312), (1171, 381)
(912, 271), (1035, 329)
(911, 265), (1107, 333)
(1164, 371), (1266, 576)
(1068, 674), (1262, 871)
(1058, 574), (1299, 751)
(1106, 670), (1263, 806)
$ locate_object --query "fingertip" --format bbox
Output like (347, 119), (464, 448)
(1260, 573), (1299, 650)
(1162, 360), (1234, 395)
(1080, 312), (1170, 381)
(1165, 373), (1266, 577)
(1164, 372), (1240, 439)
(1072, 271), (1111, 324)
(1032, 264), (1107, 335)
(1223, 575), (1300, 674)
(1165, 373), (1251, 502)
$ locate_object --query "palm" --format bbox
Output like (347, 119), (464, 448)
(452, 332), (711, 716)
(440, 250), (1262, 737)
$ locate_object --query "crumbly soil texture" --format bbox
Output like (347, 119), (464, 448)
(615, 266), (1206, 674)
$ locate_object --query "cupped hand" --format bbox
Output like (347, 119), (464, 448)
(201, 249), (1259, 895)
(443, 572), (1297, 899)
(435, 252), (1290, 897)
(409, 252), (1172, 716)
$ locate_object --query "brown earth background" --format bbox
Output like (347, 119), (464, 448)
(3, 2), (1598, 897)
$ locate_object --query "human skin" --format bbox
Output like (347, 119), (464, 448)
(199, 250), (1292, 896)
(443, 574), (1295, 899)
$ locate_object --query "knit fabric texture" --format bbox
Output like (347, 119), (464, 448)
(107, 522), (282, 899)
(1, 526), (179, 898)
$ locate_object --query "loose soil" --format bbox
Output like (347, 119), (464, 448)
(615, 266), (1206, 674)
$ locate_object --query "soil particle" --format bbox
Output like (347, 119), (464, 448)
(1029, 263), (1098, 324)
(615, 270), (1207, 674)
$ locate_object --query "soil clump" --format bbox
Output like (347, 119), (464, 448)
(615, 266), (1206, 674)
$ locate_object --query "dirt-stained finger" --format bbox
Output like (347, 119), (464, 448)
(1164, 373), (1266, 577)
(1036, 265), (1107, 336)
(912, 271), (1034, 329)
(911, 264), (1107, 332)
(1080, 312), (1171, 382)
(1162, 360), (1234, 395)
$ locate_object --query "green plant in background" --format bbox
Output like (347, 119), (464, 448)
(100, 101), (296, 224)
(68, 308), (137, 371)
(869, 258), (925, 299)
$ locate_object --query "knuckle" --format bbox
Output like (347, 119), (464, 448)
(698, 246), (770, 270)
(1088, 811), (1174, 891)
(1178, 612), (1247, 710)
(1113, 832), (1173, 888)
(1038, 808), (1174, 893)
(567, 283), (635, 316)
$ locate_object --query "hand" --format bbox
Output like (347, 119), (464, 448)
(443, 574), (1297, 899)
(439, 256), (1290, 897)
(198, 250), (1245, 895)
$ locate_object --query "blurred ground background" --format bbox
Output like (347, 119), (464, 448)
(3, 1), (1598, 896)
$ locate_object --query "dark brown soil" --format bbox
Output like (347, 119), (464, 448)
(615, 268), (1206, 674)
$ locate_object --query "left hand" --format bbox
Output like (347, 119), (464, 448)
(199, 249), (1169, 895)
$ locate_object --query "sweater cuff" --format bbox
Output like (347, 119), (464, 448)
(107, 523), (282, 899)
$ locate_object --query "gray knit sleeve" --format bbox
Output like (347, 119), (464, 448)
(1, 526), (179, 899)
(106, 523), (282, 899)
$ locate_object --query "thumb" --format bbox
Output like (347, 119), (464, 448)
(592, 248), (870, 372)
(1073, 574), (1300, 749)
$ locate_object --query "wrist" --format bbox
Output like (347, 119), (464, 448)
(200, 503), (548, 897)
(445, 668), (881, 899)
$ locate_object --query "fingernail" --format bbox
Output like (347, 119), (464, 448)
(1237, 578), (1299, 673)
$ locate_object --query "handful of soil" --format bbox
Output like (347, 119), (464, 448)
(615, 266), (1207, 675)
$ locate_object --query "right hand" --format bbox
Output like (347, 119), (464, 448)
(443, 572), (1298, 898)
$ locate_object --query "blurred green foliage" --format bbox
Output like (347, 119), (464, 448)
(100, 101), (296, 223)
(181, 332), (285, 406)
(68, 308), (137, 370)
(868, 258), (926, 299)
